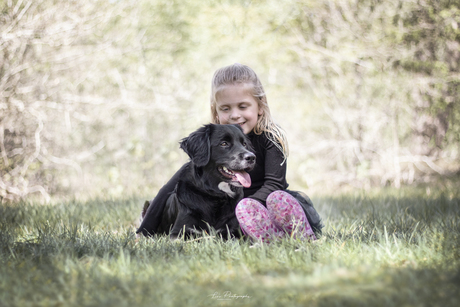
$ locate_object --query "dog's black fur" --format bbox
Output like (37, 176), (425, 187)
(140, 124), (255, 240)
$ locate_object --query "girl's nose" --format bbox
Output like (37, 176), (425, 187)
(230, 110), (240, 120)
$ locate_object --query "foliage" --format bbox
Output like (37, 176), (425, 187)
(0, 0), (199, 200)
(281, 0), (460, 189)
(0, 190), (459, 306)
(1, 0), (459, 200)
(399, 0), (460, 147)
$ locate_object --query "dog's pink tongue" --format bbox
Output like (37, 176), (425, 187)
(234, 171), (251, 188)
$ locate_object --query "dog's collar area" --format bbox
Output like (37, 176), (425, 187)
(218, 182), (236, 198)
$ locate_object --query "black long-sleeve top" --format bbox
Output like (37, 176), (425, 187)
(244, 131), (288, 205)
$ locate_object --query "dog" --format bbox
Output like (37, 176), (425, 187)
(138, 124), (256, 240)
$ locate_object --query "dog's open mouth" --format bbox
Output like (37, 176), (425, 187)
(218, 166), (252, 188)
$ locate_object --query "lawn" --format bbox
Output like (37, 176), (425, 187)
(1, 189), (459, 307)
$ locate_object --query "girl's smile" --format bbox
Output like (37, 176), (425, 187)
(215, 83), (262, 134)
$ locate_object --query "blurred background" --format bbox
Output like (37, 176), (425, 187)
(1, 0), (459, 202)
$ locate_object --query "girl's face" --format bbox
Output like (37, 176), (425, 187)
(215, 83), (263, 134)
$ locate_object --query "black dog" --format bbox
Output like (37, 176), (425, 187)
(138, 124), (255, 240)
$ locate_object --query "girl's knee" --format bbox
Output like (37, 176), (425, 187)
(267, 190), (297, 205)
(236, 198), (265, 214)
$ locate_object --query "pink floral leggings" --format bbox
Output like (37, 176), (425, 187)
(235, 190), (317, 243)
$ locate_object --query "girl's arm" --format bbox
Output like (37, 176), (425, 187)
(248, 137), (288, 205)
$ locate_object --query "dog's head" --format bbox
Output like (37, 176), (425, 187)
(180, 124), (256, 188)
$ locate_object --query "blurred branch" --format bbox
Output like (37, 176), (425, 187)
(0, 124), (9, 167)
(399, 155), (446, 175)
(19, 108), (43, 179)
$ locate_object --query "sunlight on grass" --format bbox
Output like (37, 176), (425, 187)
(1, 191), (459, 306)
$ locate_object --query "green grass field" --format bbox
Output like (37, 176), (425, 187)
(1, 189), (459, 307)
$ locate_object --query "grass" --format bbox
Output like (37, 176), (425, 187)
(1, 189), (459, 307)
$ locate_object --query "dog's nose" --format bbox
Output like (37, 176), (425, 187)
(244, 152), (255, 162)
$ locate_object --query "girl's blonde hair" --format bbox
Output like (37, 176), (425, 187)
(210, 63), (289, 160)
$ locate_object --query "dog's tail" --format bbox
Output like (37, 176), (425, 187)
(136, 200), (152, 239)
(141, 200), (150, 219)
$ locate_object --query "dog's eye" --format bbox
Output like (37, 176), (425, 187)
(243, 142), (247, 147)
(220, 141), (229, 147)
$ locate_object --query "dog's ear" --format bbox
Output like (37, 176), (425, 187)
(179, 124), (212, 167)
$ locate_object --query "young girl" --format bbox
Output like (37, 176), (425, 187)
(136, 63), (323, 243)
(210, 63), (322, 243)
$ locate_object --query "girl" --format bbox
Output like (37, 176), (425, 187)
(137, 63), (323, 243)
(210, 63), (322, 243)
